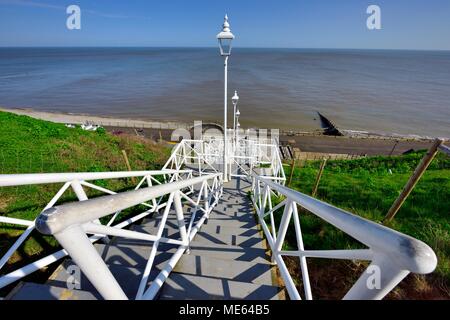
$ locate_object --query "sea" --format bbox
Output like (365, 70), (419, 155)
(0, 47), (449, 138)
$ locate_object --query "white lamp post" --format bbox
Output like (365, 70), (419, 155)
(217, 14), (235, 182)
(232, 90), (239, 141)
(236, 120), (241, 153)
(235, 108), (240, 144)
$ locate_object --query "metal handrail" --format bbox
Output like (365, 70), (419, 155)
(163, 138), (286, 181)
(251, 174), (437, 300)
(0, 169), (188, 187)
(36, 174), (220, 235)
(34, 173), (222, 300)
(0, 169), (191, 291)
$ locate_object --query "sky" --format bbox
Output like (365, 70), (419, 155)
(0, 0), (449, 50)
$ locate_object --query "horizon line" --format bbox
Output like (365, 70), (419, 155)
(1, 45), (450, 52)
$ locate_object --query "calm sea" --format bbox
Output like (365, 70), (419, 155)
(0, 47), (449, 137)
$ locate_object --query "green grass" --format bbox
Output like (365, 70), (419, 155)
(277, 152), (450, 298)
(0, 111), (170, 268)
(1, 110), (449, 298)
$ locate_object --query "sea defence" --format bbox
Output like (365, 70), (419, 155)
(0, 107), (191, 131)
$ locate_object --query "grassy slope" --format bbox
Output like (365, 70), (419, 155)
(281, 154), (450, 299)
(0, 111), (170, 268)
(1, 111), (448, 299)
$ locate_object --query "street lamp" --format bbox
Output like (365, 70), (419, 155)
(235, 108), (240, 144)
(236, 120), (241, 152)
(232, 90), (239, 142)
(217, 14), (235, 182)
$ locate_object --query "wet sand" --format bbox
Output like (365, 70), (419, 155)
(1, 107), (437, 156)
(280, 134), (433, 156)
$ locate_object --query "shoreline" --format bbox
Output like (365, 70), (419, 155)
(1, 106), (439, 157)
(1, 107), (444, 143)
(0, 107), (192, 131)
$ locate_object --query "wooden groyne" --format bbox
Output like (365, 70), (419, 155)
(317, 112), (343, 136)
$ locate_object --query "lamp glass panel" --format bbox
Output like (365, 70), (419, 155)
(219, 38), (233, 56)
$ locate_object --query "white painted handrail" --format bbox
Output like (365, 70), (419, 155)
(0, 169), (191, 291)
(163, 138), (286, 183)
(34, 173), (223, 300)
(0, 169), (187, 187)
(36, 174), (219, 235)
(251, 174), (437, 300)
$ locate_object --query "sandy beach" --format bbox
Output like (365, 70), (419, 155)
(1, 107), (436, 157)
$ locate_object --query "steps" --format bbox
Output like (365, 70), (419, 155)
(7, 283), (98, 300)
(46, 259), (155, 299)
(160, 273), (283, 300)
(186, 243), (270, 265)
(8, 177), (285, 300)
(193, 231), (266, 248)
(157, 177), (284, 300)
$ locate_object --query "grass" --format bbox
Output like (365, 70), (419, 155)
(0, 111), (170, 286)
(1, 110), (448, 299)
(276, 152), (450, 299)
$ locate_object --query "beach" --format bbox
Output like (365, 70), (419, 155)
(1, 107), (434, 157)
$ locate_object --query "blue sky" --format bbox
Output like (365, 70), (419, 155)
(0, 0), (449, 49)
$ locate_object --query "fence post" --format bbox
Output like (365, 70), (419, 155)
(121, 150), (136, 184)
(287, 158), (296, 187)
(312, 159), (327, 198)
(383, 138), (443, 223)
(389, 140), (399, 156)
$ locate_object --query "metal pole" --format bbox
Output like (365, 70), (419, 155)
(236, 124), (239, 148)
(439, 142), (450, 156)
(233, 102), (236, 144)
(344, 257), (409, 300)
(53, 225), (128, 300)
(223, 56), (229, 182)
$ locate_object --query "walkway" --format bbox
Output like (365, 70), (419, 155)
(8, 178), (285, 300)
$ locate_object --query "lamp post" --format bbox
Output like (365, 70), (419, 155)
(236, 120), (241, 154)
(235, 109), (240, 144)
(232, 90), (239, 142)
(217, 14), (235, 182)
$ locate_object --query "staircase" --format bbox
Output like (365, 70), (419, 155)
(1, 138), (438, 300)
(8, 177), (285, 300)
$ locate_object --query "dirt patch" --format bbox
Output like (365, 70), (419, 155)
(0, 195), (12, 212)
(283, 256), (450, 300)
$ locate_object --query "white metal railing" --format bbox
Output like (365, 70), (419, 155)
(251, 142), (286, 183)
(0, 169), (192, 291)
(164, 138), (286, 183)
(33, 172), (223, 300)
(163, 139), (220, 174)
(251, 174), (437, 300)
(0, 134), (439, 300)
